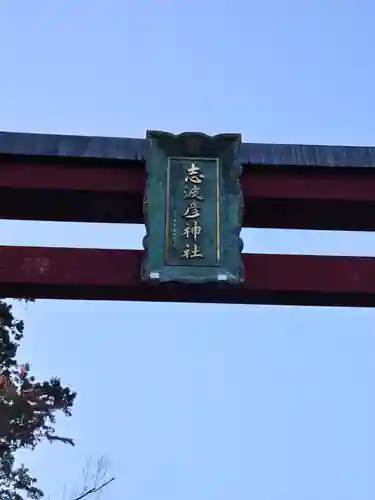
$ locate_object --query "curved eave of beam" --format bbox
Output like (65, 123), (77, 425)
(1, 130), (375, 168)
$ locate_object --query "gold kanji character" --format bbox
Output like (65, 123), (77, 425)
(185, 162), (204, 184)
(184, 184), (203, 200)
(182, 220), (202, 241)
(183, 201), (200, 219)
(181, 244), (204, 259)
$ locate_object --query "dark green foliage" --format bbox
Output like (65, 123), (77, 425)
(0, 300), (77, 499)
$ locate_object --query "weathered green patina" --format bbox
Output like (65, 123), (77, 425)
(141, 131), (244, 284)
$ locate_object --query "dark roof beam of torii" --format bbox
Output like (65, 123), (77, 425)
(1, 130), (375, 231)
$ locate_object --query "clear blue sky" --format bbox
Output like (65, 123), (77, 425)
(1, 1), (375, 499)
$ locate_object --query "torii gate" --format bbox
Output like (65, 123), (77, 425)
(1, 129), (375, 307)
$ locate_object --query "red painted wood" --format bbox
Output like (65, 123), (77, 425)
(1, 159), (375, 230)
(2, 159), (375, 200)
(0, 161), (145, 192)
(1, 245), (374, 307)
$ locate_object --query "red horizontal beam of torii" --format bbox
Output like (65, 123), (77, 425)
(1, 245), (375, 307)
(1, 158), (375, 230)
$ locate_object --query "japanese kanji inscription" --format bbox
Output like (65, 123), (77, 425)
(141, 131), (244, 284)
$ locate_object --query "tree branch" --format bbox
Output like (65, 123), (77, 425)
(45, 434), (74, 446)
(71, 477), (115, 500)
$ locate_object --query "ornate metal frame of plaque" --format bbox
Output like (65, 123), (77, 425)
(141, 131), (244, 284)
